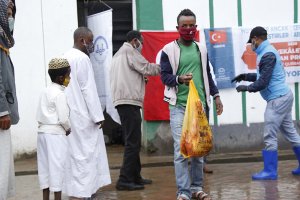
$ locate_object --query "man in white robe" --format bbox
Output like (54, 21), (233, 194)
(0, 1), (18, 199)
(63, 27), (111, 199)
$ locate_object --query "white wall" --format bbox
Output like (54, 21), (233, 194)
(9, 0), (77, 157)
(162, 0), (210, 30)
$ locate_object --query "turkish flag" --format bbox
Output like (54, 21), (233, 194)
(142, 31), (199, 120)
(209, 30), (227, 44)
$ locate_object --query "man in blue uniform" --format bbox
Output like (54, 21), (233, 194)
(232, 26), (300, 180)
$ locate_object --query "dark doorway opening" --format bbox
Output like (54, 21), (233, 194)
(77, 0), (133, 54)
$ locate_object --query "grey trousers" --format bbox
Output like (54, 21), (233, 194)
(264, 90), (300, 150)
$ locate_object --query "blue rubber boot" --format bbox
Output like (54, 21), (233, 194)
(252, 150), (278, 180)
(292, 146), (300, 175)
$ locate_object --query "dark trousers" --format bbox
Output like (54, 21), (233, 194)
(116, 105), (142, 183)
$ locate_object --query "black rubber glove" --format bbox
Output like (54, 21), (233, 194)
(231, 74), (246, 83)
(236, 85), (248, 92)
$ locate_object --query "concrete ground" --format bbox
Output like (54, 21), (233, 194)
(9, 145), (300, 200)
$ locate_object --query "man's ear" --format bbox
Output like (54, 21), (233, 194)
(58, 75), (65, 83)
(80, 37), (85, 44)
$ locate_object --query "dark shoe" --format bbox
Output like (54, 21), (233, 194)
(136, 178), (152, 185)
(116, 181), (144, 191)
(192, 191), (212, 200)
(203, 165), (213, 174)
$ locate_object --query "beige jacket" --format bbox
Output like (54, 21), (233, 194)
(110, 42), (160, 107)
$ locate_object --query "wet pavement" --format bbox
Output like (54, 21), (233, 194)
(9, 146), (300, 200)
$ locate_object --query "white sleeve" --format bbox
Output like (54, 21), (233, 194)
(55, 92), (71, 131)
(77, 57), (104, 123)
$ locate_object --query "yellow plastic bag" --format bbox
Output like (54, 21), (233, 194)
(180, 80), (213, 158)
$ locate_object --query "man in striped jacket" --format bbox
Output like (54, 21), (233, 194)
(160, 9), (223, 200)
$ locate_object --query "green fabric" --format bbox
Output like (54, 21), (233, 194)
(176, 42), (206, 108)
(136, 0), (163, 30)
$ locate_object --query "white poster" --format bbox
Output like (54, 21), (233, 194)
(237, 24), (300, 84)
(87, 10), (121, 124)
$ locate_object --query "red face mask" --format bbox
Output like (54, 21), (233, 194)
(178, 26), (197, 41)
